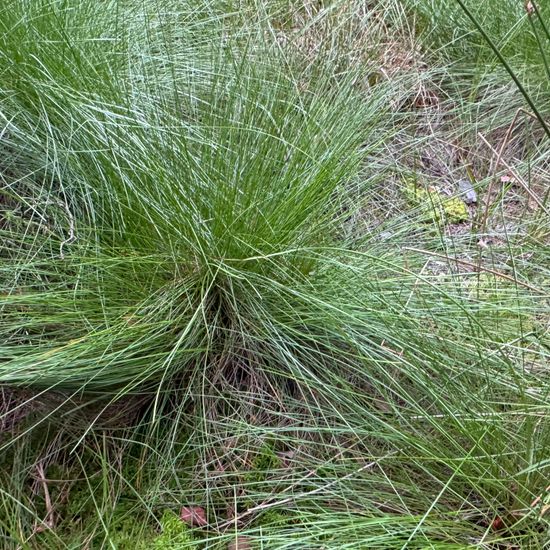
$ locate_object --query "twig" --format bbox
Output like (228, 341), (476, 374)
(33, 462), (55, 533)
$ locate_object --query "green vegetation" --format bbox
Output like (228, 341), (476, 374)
(404, 179), (470, 225)
(151, 511), (196, 549)
(1, 0), (549, 548)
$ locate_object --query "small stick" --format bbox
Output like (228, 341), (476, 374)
(33, 462), (55, 532)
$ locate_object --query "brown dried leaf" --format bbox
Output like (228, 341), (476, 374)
(180, 506), (208, 527)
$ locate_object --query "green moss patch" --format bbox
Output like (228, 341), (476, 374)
(404, 179), (469, 225)
(151, 510), (197, 549)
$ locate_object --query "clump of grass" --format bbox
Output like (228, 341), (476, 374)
(406, 0), (550, 76)
(0, 0), (387, 392)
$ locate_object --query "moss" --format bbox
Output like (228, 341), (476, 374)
(64, 477), (101, 521)
(246, 443), (281, 484)
(36, 507), (159, 550)
(151, 509), (197, 549)
(240, 443), (283, 513)
(442, 197), (469, 224)
(37, 455), (161, 549)
(404, 179), (469, 224)
(108, 508), (156, 550)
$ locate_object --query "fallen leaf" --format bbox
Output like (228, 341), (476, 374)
(180, 506), (208, 527)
